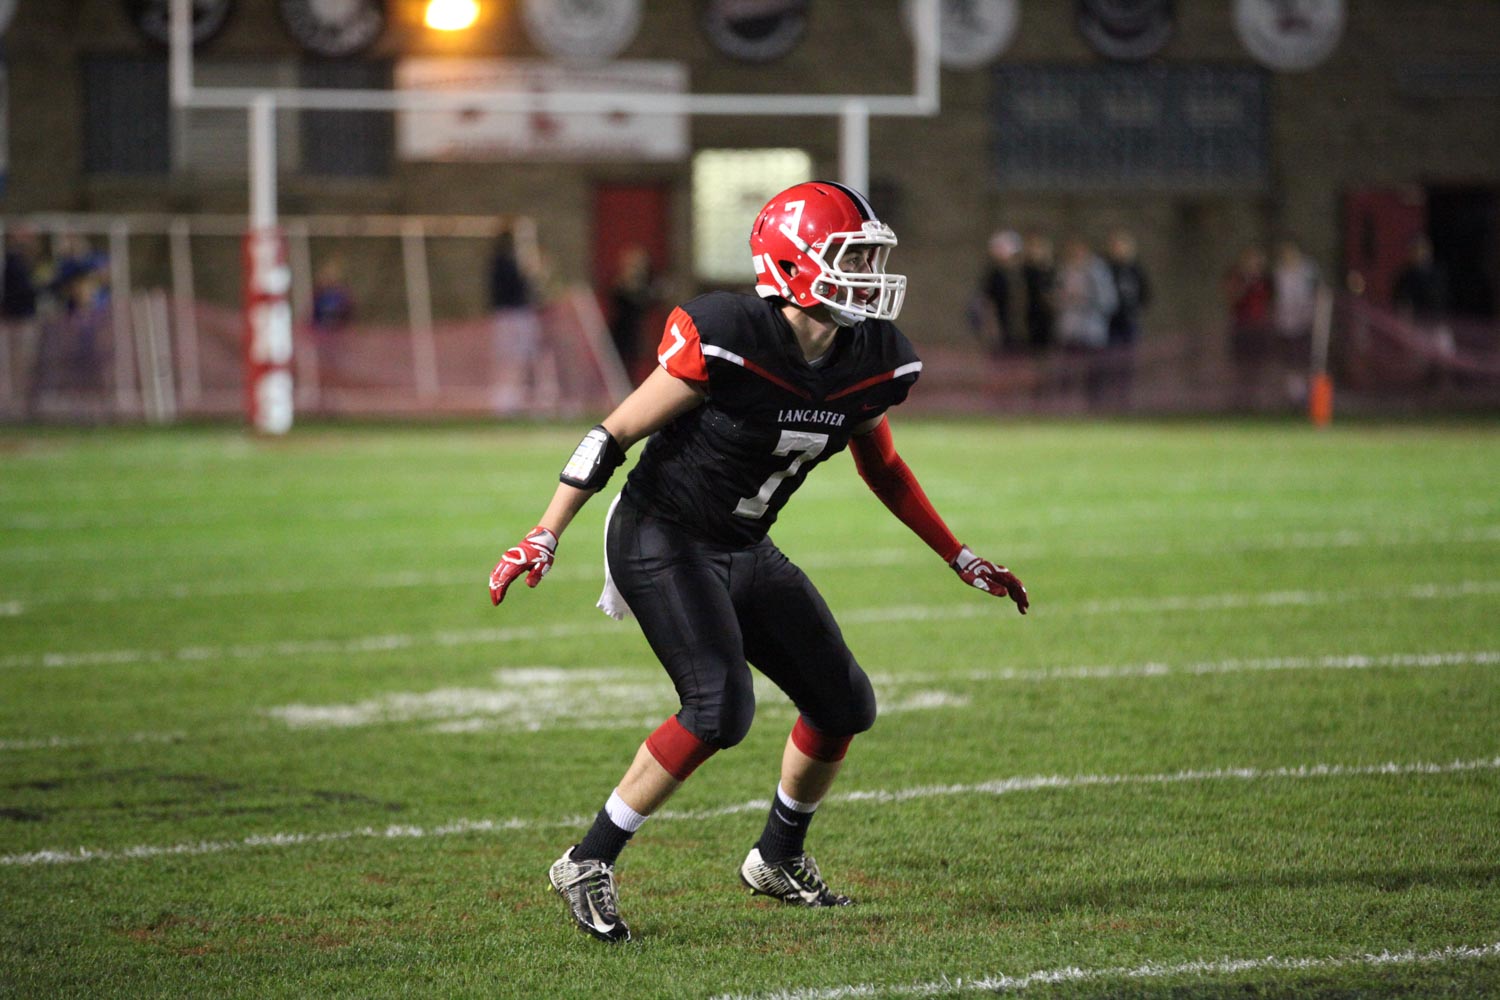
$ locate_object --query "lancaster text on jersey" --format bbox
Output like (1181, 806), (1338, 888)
(777, 408), (847, 427)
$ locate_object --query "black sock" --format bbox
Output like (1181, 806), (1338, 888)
(574, 809), (634, 865)
(756, 788), (816, 863)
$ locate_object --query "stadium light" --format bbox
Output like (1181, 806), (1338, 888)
(425, 0), (479, 31)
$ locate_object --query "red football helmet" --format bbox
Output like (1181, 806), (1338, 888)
(749, 181), (906, 326)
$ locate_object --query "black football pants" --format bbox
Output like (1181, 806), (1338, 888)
(606, 493), (877, 749)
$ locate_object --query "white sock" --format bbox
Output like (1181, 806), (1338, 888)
(776, 784), (820, 814)
(604, 789), (649, 832)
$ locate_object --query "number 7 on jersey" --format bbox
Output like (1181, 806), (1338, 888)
(734, 430), (828, 519)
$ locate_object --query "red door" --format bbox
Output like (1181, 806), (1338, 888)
(592, 183), (671, 382)
(1342, 187), (1427, 307)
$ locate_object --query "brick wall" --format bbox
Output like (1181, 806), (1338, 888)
(4, 0), (1498, 349)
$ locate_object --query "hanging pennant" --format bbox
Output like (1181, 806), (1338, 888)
(700, 0), (810, 63)
(522, 0), (643, 64)
(900, 0), (1021, 71)
(1234, 0), (1345, 72)
(279, 0), (386, 58)
(125, 0), (235, 48)
(1076, 0), (1174, 62)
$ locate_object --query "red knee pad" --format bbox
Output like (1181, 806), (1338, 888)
(645, 716), (718, 781)
(791, 716), (853, 763)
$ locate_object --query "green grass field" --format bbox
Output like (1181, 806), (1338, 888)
(2, 417), (1498, 999)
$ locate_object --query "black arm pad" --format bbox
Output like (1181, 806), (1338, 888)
(560, 424), (627, 491)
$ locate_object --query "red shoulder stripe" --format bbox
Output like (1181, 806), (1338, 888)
(656, 307), (708, 384)
(720, 350), (812, 399)
(825, 361), (923, 401)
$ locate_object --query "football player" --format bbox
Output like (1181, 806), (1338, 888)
(489, 181), (1028, 943)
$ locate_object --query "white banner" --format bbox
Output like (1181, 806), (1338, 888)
(396, 59), (688, 162)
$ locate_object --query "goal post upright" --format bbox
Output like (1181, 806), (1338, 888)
(168, 0), (942, 433)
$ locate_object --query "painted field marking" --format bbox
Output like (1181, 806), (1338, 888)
(0, 731), (186, 752)
(708, 941), (1500, 1000)
(4, 648), (1491, 751)
(890, 649), (1500, 686)
(842, 580), (1500, 625)
(3, 523), (1497, 608)
(3, 648), (1493, 752)
(3, 580), (1497, 672)
(4, 755), (1496, 867)
(266, 670), (958, 733)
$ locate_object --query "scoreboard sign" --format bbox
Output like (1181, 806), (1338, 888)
(396, 59), (688, 162)
(992, 64), (1269, 191)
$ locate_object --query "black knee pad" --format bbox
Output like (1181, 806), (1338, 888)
(681, 675), (756, 749)
(806, 668), (877, 737)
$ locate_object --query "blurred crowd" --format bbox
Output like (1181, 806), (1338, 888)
(1222, 239), (1324, 406)
(2, 227), (114, 411)
(972, 227), (1151, 410)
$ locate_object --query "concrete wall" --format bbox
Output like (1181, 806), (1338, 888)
(4, 0), (1499, 345)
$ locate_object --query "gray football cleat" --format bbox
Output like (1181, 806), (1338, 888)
(548, 846), (631, 943)
(739, 846), (853, 907)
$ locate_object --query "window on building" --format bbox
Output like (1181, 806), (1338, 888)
(81, 56), (393, 179)
(991, 65), (1269, 191)
(299, 60), (393, 178)
(692, 148), (811, 283)
(83, 56), (171, 175)
(178, 60), (302, 174)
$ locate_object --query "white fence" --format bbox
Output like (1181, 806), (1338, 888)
(0, 213), (630, 424)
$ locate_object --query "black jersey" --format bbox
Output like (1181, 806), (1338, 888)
(622, 292), (921, 546)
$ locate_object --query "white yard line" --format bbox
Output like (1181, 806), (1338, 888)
(3, 647), (1494, 752)
(708, 941), (1500, 1000)
(2, 648), (1488, 753)
(0, 620), (622, 670)
(841, 580), (1500, 625)
(0, 731), (186, 752)
(3, 755), (1496, 868)
(3, 580), (1497, 672)
(3, 523), (1497, 610)
(886, 649), (1500, 685)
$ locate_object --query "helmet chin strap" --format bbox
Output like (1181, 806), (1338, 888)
(800, 290), (858, 329)
(828, 306), (861, 328)
(808, 272), (862, 327)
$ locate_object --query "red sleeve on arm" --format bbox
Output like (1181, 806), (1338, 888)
(848, 417), (963, 564)
(656, 307), (709, 385)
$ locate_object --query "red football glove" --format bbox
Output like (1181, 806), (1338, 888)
(951, 545), (1028, 614)
(489, 526), (558, 606)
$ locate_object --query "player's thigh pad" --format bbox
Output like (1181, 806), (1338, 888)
(606, 497), (756, 748)
(734, 543), (876, 737)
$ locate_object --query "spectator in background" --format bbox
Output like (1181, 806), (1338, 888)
(1105, 229), (1151, 348)
(608, 244), (659, 385)
(1272, 240), (1319, 341)
(311, 255), (355, 385)
(48, 233), (110, 393)
(50, 233), (109, 315)
(2, 227), (40, 411)
(1054, 237), (1118, 409)
(312, 255), (354, 332)
(1224, 246), (1272, 408)
(1104, 228), (1151, 409)
(2, 227), (39, 324)
(1021, 231), (1056, 353)
(1271, 240), (1320, 401)
(1393, 235), (1449, 322)
(973, 229), (1021, 357)
(489, 227), (547, 415)
(1392, 234), (1457, 387)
